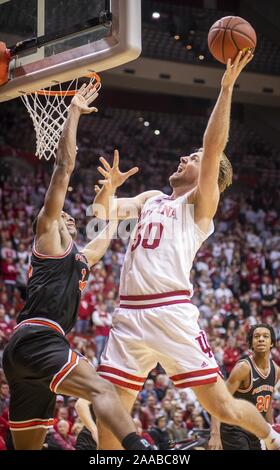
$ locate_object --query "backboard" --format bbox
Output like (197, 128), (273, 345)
(0, 0), (141, 102)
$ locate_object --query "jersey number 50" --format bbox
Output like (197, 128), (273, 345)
(131, 222), (164, 252)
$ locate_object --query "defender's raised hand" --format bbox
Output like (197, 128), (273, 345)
(70, 83), (99, 114)
(221, 49), (253, 90)
(97, 150), (139, 191)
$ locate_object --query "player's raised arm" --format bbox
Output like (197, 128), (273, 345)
(81, 218), (118, 267)
(37, 84), (99, 236)
(93, 150), (161, 220)
(194, 50), (253, 221)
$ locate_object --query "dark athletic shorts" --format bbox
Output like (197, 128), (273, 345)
(3, 319), (81, 431)
(220, 423), (262, 450)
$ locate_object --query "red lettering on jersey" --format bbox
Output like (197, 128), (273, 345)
(131, 222), (164, 252)
(142, 222), (164, 249)
(131, 223), (144, 252)
(195, 331), (213, 358)
(159, 205), (177, 219)
(141, 204), (177, 221)
(79, 268), (87, 292)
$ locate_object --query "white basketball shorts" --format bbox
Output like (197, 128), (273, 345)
(98, 292), (221, 395)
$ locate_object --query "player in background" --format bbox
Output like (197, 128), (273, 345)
(209, 324), (280, 450)
(3, 84), (151, 451)
(76, 51), (280, 451)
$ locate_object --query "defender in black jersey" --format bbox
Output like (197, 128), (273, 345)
(2, 84), (150, 451)
(209, 324), (280, 450)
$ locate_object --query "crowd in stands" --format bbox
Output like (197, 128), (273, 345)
(0, 99), (279, 450)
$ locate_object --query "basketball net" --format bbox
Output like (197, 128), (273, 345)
(21, 73), (101, 161)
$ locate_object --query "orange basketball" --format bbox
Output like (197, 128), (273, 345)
(208, 16), (257, 64)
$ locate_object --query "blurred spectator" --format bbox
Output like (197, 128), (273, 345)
(1, 257), (18, 302)
(75, 297), (92, 334)
(148, 416), (170, 450)
(133, 418), (155, 447)
(140, 395), (157, 431)
(223, 337), (241, 377)
(154, 374), (169, 401)
(215, 282), (233, 302)
(167, 411), (189, 442)
(139, 379), (157, 404)
(48, 420), (76, 450)
(260, 275), (277, 309)
(0, 382), (9, 417)
(193, 414), (206, 430)
(92, 304), (112, 361)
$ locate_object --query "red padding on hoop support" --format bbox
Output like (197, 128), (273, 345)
(0, 42), (11, 86)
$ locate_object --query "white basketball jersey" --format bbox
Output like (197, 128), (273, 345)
(119, 193), (214, 297)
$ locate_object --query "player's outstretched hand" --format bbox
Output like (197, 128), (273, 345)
(221, 49), (253, 90)
(71, 83), (99, 114)
(96, 149), (139, 191)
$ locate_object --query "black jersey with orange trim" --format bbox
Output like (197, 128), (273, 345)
(234, 355), (276, 417)
(17, 241), (90, 334)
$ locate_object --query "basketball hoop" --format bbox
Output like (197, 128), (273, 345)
(21, 72), (101, 161)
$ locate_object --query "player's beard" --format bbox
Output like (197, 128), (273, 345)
(169, 173), (197, 188)
(169, 173), (186, 187)
(169, 165), (199, 188)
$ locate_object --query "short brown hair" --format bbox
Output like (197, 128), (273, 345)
(218, 152), (233, 193)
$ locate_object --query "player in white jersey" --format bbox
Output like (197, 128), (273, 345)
(76, 51), (280, 450)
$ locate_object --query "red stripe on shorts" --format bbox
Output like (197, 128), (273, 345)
(98, 365), (146, 383)
(175, 376), (218, 388)
(99, 374), (143, 391)
(120, 299), (191, 309)
(120, 290), (191, 301)
(170, 367), (219, 382)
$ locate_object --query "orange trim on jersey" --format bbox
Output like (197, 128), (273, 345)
(98, 365), (146, 383)
(120, 290), (191, 301)
(32, 239), (73, 259)
(9, 418), (54, 430)
(14, 318), (65, 336)
(170, 367), (219, 382)
(98, 374), (143, 391)
(251, 356), (271, 380)
(120, 299), (191, 309)
(49, 351), (78, 392)
(175, 376), (217, 388)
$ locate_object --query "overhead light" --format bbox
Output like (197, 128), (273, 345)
(186, 45), (192, 50)
(154, 130), (160, 135)
(152, 12), (160, 19)
(68, 186), (73, 192)
(174, 35), (180, 40)
(198, 54), (205, 60)
(144, 121), (150, 127)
